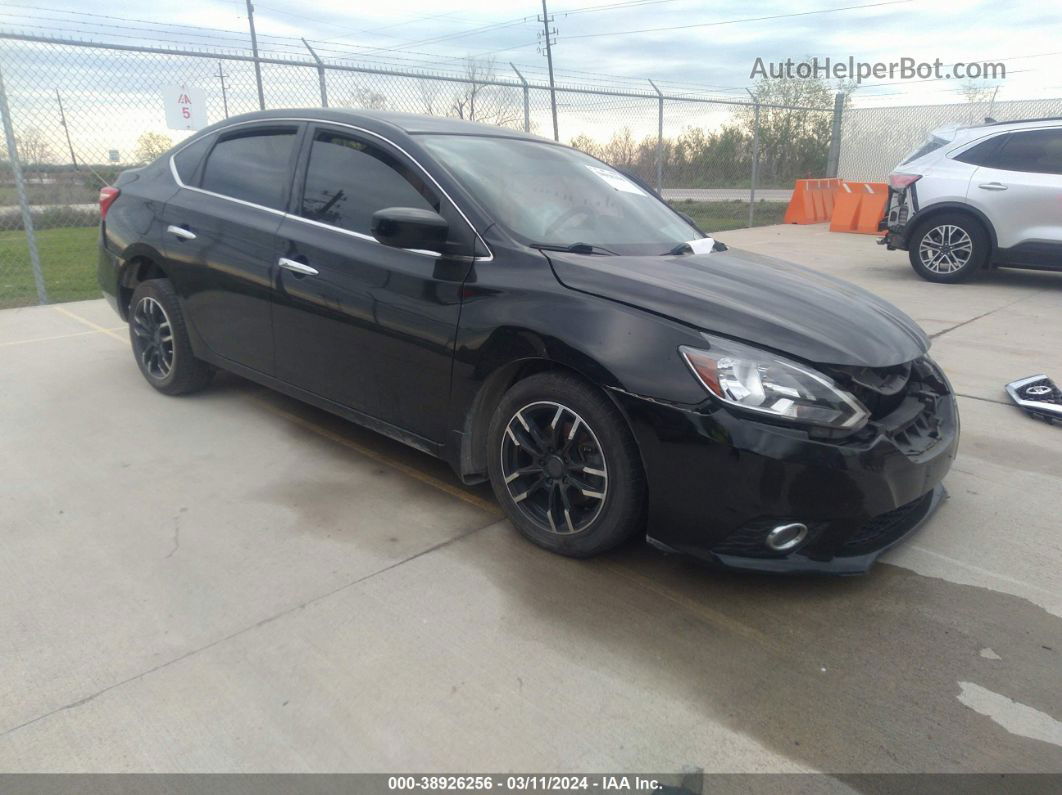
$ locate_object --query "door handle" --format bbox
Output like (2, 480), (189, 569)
(166, 224), (197, 240)
(978, 182), (1008, 191)
(278, 257), (318, 276)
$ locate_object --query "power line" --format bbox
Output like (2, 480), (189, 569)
(563, 0), (913, 39)
(0, 6), (1053, 106)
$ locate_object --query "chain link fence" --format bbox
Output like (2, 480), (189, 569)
(838, 96), (1062, 181)
(9, 32), (1053, 309)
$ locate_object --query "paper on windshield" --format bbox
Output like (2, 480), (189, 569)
(584, 165), (647, 195)
(684, 237), (716, 254)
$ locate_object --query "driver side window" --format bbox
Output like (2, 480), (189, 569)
(300, 131), (438, 235)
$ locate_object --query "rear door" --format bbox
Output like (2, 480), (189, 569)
(160, 124), (302, 374)
(965, 128), (1062, 256)
(271, 125), (477, 441)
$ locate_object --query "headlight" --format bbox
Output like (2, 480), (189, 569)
(680, 338), (870, 431)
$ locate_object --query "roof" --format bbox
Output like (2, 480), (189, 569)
(206, 107), (552, 143)
(971, 116), (1062, 130)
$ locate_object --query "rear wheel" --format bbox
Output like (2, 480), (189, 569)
(486, 372), (645, 558)
(908, 212), (988, 283)
(129, 279), (213, 395)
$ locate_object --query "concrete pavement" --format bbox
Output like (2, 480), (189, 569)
(0, 226), (1059, 773)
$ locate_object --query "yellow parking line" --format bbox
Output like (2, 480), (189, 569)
(53, 305), (127, 342)
(249, 396), (502, 517)
(0, 327), (125, 348)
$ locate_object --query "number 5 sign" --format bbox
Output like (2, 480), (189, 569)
(163, 85), (207, 131)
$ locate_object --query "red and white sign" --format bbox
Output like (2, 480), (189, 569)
(163, 85), (207, 131)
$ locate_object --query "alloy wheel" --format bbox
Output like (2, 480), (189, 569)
(919, 224), (973, 274)
(132, 296), (175, 379)
(499, 401), (608, 535)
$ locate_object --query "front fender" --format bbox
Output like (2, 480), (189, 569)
(447, 255), (713, 478)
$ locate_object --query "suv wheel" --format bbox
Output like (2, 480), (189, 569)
(486, 372), (645, 558)
(908, 212), (988, 283)
(129, 279), (213, 395)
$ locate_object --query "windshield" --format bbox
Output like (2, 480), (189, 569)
(419, 134), (700, 255)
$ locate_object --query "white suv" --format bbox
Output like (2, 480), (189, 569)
(881, 117), (1062, 283)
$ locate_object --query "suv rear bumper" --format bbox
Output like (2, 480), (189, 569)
(878, 186), (911, 250)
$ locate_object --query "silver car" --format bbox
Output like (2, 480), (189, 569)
(881, 117), (1062, 282)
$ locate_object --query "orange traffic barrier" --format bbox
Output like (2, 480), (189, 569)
(783, 178), (843, 224)
(828, 181), (888, 235)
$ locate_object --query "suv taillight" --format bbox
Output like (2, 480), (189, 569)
(99, 186), (120, 220)
(888, 173), (921, 190)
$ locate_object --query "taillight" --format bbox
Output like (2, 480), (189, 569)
(888, 173), (921, 190)
(99, 186), (120, 220)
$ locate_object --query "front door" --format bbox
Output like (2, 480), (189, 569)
(271, 126), (477, 442)
(966, 127), (1062, 257)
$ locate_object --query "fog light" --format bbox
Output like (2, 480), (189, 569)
(765, 522), (808, 551)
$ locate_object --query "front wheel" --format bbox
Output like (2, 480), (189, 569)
(486, 372), (646, 558)
(908, 213), (988, 283)
(129, 278), (213, 395)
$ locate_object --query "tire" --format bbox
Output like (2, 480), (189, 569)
(486, 371), (646, 558)
(908, 212), (989, 283)
(128, 278), (213, 395)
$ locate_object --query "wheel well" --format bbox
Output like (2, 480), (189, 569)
(460, 359), (623, 482)
(910, 206), (996, 254)
(118, 257), (167, 319)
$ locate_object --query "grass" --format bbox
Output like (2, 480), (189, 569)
(0, 200), (793, 308)
(669, 199), (787, 233)
(0, 183), (98, 207)
(0, 225), (100, 308)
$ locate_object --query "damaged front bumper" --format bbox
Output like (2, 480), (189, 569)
(611, 356), (958, 576)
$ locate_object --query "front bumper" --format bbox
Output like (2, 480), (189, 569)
(611, 360), (958, 575)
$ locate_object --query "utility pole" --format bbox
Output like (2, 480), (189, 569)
(245, 0), (265, 110)
(216, 61), (229, 118)
(55, 89), (77, 170)
(538, 0), (559, 141)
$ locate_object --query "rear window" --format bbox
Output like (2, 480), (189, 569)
(200, 128), (297, 210)
(172, 134), (214, 184)
(901, 134), (952, 165)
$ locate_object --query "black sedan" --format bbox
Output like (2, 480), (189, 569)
(97, 109), (958, 574)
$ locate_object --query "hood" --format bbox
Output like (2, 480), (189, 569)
(548, 247), (929, 368)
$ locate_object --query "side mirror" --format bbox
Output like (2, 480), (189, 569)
(371, 207), (449, 252)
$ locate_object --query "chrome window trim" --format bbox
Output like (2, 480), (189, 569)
(168, 116), (494, 262)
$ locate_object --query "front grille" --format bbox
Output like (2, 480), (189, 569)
(839, 491), (933, 555)
(823, 360), (913, 421)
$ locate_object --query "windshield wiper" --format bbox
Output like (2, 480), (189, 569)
(529, 242), (618, 256)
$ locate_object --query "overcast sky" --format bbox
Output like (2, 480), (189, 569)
(1, 0), (1060, 105)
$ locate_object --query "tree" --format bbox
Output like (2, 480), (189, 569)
(350, 87), (388, 110)
(418, 80), (443, 116)
(449, 56), (522, 128)
(15, 128), (54, 183)
(134, 131), (173, 164)
(960, 81), (999, 123)
(960, 81), (998, 104)
(738, 66), (852, 184)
